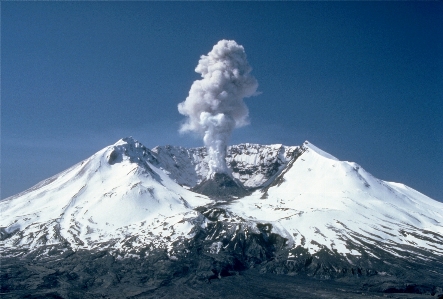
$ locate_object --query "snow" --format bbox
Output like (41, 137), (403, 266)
(225, 140), (443, 255)
(1, 137), (442, 261)
(303, 141), (339, 161)
(0, 137), (212, 252)
(152, 143), (297, 189)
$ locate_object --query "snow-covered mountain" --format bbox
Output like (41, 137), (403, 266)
(1, 138), (214, 256)
(151, 139), (443, 270)
(1, 137), (443, 296)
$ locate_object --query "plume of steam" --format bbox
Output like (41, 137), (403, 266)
(178, 40), (258, 175)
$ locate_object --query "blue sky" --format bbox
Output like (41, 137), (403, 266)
(2, 2), (442, 201)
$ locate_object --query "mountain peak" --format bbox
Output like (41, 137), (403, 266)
(113, 136), (140, 147)
(107, 137), (153, 166)
(303, 140), (338, 161)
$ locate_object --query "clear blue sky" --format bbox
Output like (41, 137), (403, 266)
(2, 2), (442, 201)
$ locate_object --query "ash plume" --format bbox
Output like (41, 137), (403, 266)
(178, 40), (258, 175)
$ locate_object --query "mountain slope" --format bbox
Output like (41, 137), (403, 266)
(0, 137), (212, 255)
(1, 138), (443, 297)
(226, 141), (443, 271)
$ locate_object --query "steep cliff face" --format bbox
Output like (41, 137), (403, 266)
(151, 143), (298, 189)
(1, 138), (443, 298)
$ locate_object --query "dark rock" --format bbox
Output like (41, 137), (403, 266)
(192, 172), (250, 199)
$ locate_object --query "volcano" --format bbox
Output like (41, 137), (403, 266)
(1, 138), (443, 298)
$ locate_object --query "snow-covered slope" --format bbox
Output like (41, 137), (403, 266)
(226, 141), (443, 263)
(1, 138), (442, 276)
(0, 138), (212, 256)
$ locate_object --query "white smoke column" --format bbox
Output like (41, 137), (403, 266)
(178, 40), (258, 175)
